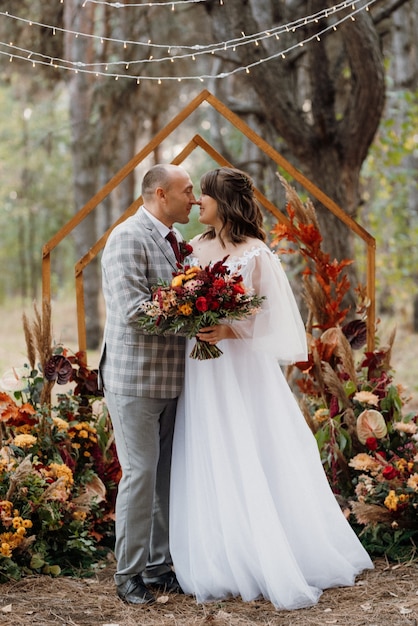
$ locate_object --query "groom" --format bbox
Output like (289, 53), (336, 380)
(99, 164), (197, 604)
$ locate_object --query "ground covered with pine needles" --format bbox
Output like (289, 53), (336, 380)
(1, 557), (418, 626)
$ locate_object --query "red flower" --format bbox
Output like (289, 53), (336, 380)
(213, 278), (226, 290)
(196, 297), (209, 312)
(365, 437), (378, 451)
(179, 241), (193, 260)
(382, 465), (399, 480)
(139, 254), (265, 359)
(233, 283), (246, 294)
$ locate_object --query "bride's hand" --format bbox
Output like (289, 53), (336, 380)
(197, 325), (236, 344)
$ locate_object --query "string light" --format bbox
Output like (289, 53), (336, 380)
(0, 0), (370, 55)
(0, 0), (377, 84)
(0, 0), (373, 75)
(83, 0), (211, 6)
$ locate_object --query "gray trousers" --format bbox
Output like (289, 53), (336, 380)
(104, 390), (178, 585)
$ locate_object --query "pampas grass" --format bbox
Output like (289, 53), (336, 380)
(21, 300), (54, 405)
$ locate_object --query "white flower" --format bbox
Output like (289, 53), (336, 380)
(356, 409), (387, 444)
(0, 367), (28, 392)
(353, 391), (380, 406)
(393, 421), (417, 435)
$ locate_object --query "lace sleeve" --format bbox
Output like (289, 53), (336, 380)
(228, 247), (308, 364)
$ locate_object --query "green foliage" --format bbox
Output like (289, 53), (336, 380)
(357, 525), (418, 562)
(359, 89), (418, 313)
(0, 78), (75, 303)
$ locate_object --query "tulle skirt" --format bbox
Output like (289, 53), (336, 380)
(170, 338), (373, 610)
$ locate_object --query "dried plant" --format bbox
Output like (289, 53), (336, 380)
(21, 301), (54, 405)
(21, 313), (36, 371)
(271, 180), (418, 559)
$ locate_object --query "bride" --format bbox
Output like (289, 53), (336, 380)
(169, 166), (373, 610)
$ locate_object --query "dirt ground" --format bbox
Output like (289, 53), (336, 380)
(1, 556), (418, 626)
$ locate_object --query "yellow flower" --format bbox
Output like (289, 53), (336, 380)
(396, 458), (408, 472)
(16, 424), (32, 434)
(185, 266), (201, 275)
(178, 303), (193, 316)
(72, 510), (87, 521)
(407, 473), (418, 492)
(52, 417), (69, 431)
(12, 516), (24, 529)
(314, 408), (329, 423)
(49, 462), (74, 486)
(0, 542), (12, 558)
(0, 531), (23, 549)
(384, 490), (399, 511)
(22, 519), (33, 528)
(0, 500), (13, 514)
(353, 391), (380, 406)
(171, 274), (186, 287)
(13, 434), (37, 448)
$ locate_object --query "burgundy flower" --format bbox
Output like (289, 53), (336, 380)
(342, 319), (367, 349)
(179, 242), (193, 260)
(365, 437), (378, 451)
(329, 396), (340, 418)
(44, 355), (73, 385)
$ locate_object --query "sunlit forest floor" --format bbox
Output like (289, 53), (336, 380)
(1, 552), (418, 625)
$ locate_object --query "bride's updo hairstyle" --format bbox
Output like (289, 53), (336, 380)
(199, 167), (266, 246)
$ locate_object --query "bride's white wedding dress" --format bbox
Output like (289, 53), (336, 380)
(169, 245), (373, 610)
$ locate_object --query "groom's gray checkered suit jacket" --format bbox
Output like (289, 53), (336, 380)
(99, 208), (186, 398)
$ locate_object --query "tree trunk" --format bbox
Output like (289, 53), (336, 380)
(64, 0), (102, 349)
(206, 0), (387, 311)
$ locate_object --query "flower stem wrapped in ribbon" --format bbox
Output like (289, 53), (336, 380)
(138, 256), (265, 359)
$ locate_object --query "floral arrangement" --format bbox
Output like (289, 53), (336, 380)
(178, 241), (194, 261)
(272, 177), (418, 560)
(0, 303), (120, 582)
(138, 256), (265, 359)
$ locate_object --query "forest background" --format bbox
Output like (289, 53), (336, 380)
(0, 0), (417, 396)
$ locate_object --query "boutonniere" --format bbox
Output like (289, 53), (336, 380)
(179, 241), (193, 261)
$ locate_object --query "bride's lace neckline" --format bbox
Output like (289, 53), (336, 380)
(188, 245), (270, 271)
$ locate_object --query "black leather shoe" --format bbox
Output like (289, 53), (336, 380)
(116, 574), (156, 605)
(142, 571), (183, 594)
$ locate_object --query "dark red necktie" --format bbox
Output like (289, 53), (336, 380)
(166, 231), (182, 263)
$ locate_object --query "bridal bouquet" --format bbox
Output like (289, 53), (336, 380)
(138, 256), (265, 359)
